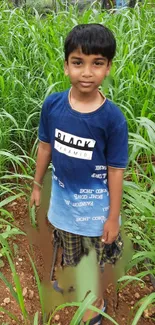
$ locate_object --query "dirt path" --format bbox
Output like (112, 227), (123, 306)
(0, 197), (154, 325)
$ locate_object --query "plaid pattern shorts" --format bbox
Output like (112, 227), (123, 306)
(55, 229), (123, 271)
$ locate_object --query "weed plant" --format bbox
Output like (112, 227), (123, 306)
(0, 1), (155, 324)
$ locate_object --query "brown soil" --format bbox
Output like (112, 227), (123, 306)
(0, 197), (154, 325)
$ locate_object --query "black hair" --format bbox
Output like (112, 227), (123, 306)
(64, 24), (116, 62)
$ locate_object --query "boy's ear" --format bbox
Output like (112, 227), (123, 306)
(64, 61), (69, 76)
(106, 61), (112, 77)
(106, 70), (110, 77)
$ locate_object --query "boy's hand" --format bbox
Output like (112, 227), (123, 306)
(30, 188), (41, 208)
(102, 219), (120, 244)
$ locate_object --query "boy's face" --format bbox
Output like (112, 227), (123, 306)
(64, 48), (111, 94)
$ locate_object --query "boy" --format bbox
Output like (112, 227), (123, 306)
(31, 24), (128, 324)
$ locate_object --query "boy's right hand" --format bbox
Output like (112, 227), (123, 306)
(30, 188), (41, 207)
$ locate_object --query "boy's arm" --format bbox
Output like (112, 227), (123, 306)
(102, 167), (124, 244)
(30, 141), (52, 207)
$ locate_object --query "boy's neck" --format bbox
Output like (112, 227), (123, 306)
(70, 86), (100, 102)
(69, 87), (105, 113)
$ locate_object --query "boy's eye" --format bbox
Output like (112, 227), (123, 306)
(72, 61), (82, 65)
(94, 61), (104, 66)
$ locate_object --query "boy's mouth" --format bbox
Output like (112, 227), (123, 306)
(79, 81), (93, 87)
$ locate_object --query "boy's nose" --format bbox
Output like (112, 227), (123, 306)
(81, 65), (93, 77)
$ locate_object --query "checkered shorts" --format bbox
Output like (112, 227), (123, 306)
(54, 229), (123, 271)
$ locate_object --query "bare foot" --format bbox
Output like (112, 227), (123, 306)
(82, 298), (104, 323)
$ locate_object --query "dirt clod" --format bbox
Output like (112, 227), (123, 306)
(3, 297), (11, 304)
(28, 289), (34, 299)
(134, 292), (140, 299)
(22, 287), (28, 297)
(143, 305), (155, 318)
(144, 309), (149, 319)
(54, 314), (60, 321)
(9, 202), (17, 207)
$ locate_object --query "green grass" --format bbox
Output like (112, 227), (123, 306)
(0, 1), (155, 324)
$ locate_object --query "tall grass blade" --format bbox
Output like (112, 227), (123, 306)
(28, 253), (45, 322)
(48, 302), (81, 325)
(0, 307), (20, 324)
(0, 236), (28, 320)
(33, 311), (39, 325)
(0, 193), (24, 208)
(70, 292), (96, 325)
(0, 272), (18, 303)
(131, 293), (155, 325)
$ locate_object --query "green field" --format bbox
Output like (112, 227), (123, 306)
(0, 1), (155, 324)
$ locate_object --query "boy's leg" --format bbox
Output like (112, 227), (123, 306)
(81, 236), (105, 323)
(82, 234), (123, 323)
(55, 232), (104, 322)
(57, 229), (83, 266)
(53, 230), (123, 323)
(49, 230), (83, 321)
(53, 229), (84, 293)
(94, 232), (123, 272)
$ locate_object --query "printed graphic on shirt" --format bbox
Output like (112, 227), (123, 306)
(50, 163), (110, 234)
(54, 128), (96, 160)
(63, 186), (109, 209)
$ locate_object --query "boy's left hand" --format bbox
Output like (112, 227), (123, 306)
(102, 219), (120, 244)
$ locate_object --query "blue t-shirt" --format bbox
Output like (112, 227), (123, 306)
(39, 89), (128, 236)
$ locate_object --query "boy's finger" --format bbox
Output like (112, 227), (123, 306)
(35, 198), (40, 207)
(105, 235), (116, 245)
(30, 198), (34, 208)
(30, 195), (40, 208)
(103, 230), (108, 243)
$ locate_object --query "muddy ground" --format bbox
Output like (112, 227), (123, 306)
(0, 197), (154, 325)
